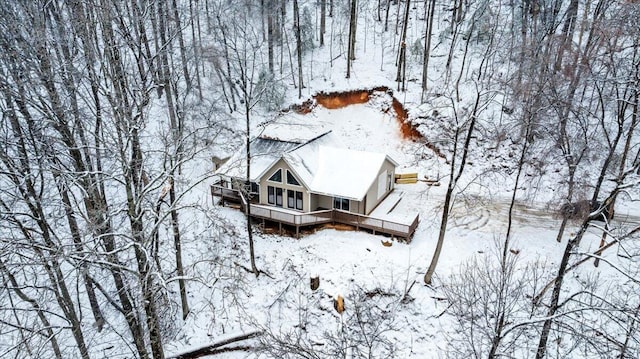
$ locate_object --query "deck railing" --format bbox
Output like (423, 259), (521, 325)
(211, 184), (241, 200)
(333, 210), (419, 238)
(251, 206), (334, 226)
(211, 183), (419, 239)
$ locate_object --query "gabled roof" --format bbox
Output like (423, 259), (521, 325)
(283, 131), (338, 188)
(216, 131), (398, 201)
(307, 146), (391, 200)
(284, 132), (397, 201)
(215, 137), (301, 181)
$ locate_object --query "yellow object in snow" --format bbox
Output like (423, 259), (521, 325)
(395, 178), (418, 184)
(394, 172), (418, 179)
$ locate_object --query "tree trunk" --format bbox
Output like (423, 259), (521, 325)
(320, 0), (326, 46)
(97, 5), (156, 357)
(553, 0), (578, 72)
(157, 0), (179, 130)
(217, 14), (238, 112)
(268, 10), (275, 73)
(421, 0), (436, 102)
(189, 0), (203, 100)
(396, 0), (410, 91)
(169, 177), (190, 320)
(425, 92), (480, 284)
(55, 174), (105, 331)
(246, 107), (259, 277)
(126, 125), (166, 359)
(536, 224), (586, 359)
(384, 0), (391, 32)
(293, 0), (303, 98)
(424, 178), (455, 285)
(346, 0), (357, 78)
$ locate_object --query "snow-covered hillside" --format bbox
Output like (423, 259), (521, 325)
(1, 1), (640, 359)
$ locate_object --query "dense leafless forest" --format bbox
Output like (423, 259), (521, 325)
(1, 0), (640, 358)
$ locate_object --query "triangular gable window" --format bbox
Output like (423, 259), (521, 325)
(286, 170), (301, 186)
(268, 169), (282, 182)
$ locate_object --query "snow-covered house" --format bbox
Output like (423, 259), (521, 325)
(214, 131), (398, 216)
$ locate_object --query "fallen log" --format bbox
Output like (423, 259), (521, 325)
(167, 331), (262, 359)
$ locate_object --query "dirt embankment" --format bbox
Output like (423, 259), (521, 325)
(315, 89), (371, 109)
(288, 87), (445, 159)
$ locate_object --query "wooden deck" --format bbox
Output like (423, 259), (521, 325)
(211, 183), (419, 240)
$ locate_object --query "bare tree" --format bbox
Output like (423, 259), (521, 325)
(424, 86), (493, 285)
(442, 243), (546, 358)
(534, 7), (640, 349)
(257, 283), (404, 358)
(213, 3), (279, 276)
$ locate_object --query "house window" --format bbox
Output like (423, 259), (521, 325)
(268, 169), (282, 182)
(275, 188), (283, 207)
(287, 190), (295, 208)
(268, 186), (275, 204)
(333, 197), (349, 211)
(296, 191), (303, 210)
(269, 186), (284, 207)
(250, 182), (259, 195)
(286, 170), (301, 186)
(287, 190), (304, 210)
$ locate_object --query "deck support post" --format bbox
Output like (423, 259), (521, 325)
(296, 226), (299, 239)
(279, 222), (282, 235)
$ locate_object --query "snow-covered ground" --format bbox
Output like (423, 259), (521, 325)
(167, 91), (640, 358)
(4, 1), (640, 358)
(165, 2), (640, 357)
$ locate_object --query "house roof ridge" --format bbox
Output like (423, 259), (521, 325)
(287, 130), (333, 153)
(252, 136), (303, 145)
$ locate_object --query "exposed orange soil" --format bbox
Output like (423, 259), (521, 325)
(390, 97), (422, 141)
(288, 86), (446, 159)
(315, 90), (370, 109)
(314, 87), (424, 142)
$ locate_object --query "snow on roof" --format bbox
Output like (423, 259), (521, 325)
(217, 131), (396, 200)
(216, 137), (300, 181)
(283, 131), (342, 187)
(260, 120), (327, 144)
(308, 146), (388, 200)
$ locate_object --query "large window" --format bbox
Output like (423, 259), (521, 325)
(333, 197), (350, 211)
(287, 190), (295, 208)
(268, 186), (275, 204)
(268, 169), (282, 182)
(275, 188), (283, 207)
(288, 190), (304, 210)
(296, 191), (303, 210)
(269, 186), (284, 207)
(286, 170), (301, 186)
